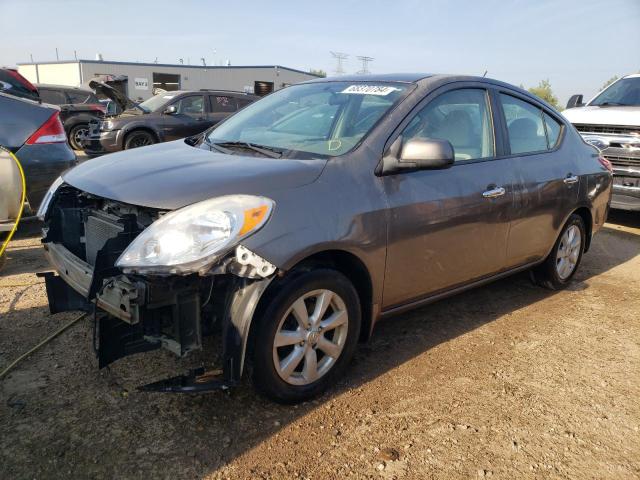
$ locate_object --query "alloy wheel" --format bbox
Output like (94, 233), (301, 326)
(555, 224), (581, 280)
(272, 289), (349, 386)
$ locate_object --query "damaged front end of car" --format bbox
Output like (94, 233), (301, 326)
(39, 182), (277, 392)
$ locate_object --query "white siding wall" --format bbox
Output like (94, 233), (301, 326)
(18, 63), (81, 86)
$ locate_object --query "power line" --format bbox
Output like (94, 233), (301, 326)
(330, 51), (348, 75)
(356, 56), (374, 75)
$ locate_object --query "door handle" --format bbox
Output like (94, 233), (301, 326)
(482, 186), (506, 198)
(564, 174), (579, 185)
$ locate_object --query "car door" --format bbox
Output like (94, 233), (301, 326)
(495, 92), (579, 265)
(208, 94), (238, 126)
(381, 85), (518, 309)
(162, 95), (208, 140)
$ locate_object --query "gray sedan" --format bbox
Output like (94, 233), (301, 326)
(38, 74), (612, 403)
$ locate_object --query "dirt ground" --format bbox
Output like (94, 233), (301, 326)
(1, 210), (638, 480)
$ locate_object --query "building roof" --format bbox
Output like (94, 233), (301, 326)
(17, 59), (320, 77)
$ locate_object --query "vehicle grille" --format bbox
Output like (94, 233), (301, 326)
(574, 124), (640, 136)
(604, 155), (640, 169)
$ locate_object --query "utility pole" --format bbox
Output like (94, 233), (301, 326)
(356, 56), (374, 75)
(330, 52), (348, 75)
(55, 48), (59, 61)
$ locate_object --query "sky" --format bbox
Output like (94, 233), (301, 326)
(0, 0), (638, 105)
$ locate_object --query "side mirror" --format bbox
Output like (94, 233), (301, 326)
(379, 137), (454, 175)
(566, 94), (584, 109)
(164, 105), (177, 115)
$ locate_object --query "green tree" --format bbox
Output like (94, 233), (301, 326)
(527, 79), (560, 110)
(600, 75), (619, 91)
(310, 69), (327, 78)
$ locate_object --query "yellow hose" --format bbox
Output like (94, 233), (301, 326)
(0, 146), (27, 259)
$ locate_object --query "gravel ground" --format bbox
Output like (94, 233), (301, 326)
(0, 210), (638, 480)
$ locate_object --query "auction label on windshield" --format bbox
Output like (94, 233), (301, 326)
(341, 85), (398, 95)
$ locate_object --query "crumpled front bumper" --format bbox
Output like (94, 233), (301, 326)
(41, 239), (274, 392)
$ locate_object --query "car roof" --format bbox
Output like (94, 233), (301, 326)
(35, 83), (95, 92)
(168, 90), (259, 97)
(306, 73), (435, 84)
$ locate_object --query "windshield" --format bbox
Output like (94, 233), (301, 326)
(138, 93), (179, 112)
(590, 77), (640, 106)
(205, 81), (410, 158)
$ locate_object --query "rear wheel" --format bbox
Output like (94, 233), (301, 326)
(530, 214), (586, 290)
(124, 130), (155, 150)
(68, 123), (89, 151)
(251, 269), (361, 403)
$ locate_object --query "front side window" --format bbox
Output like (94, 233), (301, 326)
(402, 88), (494, 161)
(205, 81), (410, 158)
(500, 94), (547, 154)
(176, 95), (204, 115)
(67, 91), (95, 104)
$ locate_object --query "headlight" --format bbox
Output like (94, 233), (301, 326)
(36, 176), (64, 220)
(116, 195), (274, 275)
(100, 120), (114, 131)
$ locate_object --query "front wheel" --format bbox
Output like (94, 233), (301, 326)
(124, 131), (155, 150)
(251, 269), (361, 403)
(530, 214), (586, 290)
(68, 123), (89, 151)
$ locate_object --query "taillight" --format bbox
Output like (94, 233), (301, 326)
(598, 155), (613, 173)
(26, 111), (67, 145)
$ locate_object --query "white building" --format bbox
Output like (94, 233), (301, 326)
(17, 59), (319, 100)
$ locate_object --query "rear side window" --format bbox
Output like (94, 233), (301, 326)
(39, 89), (67, 105)
(211, 95), (237, 113)
(402, 88), (495, 161)
(67, 91), (98, 104)
(500, 94), (547, 154)
(543, 112), (562, 148)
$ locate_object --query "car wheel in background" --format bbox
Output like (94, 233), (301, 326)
(251, 269), (361, 403)
(530, 214), (586, 290)
(124, 131), (155, 150)
(68, 124), (89, 151)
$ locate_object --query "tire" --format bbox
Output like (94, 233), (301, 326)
(530, 214), (586, 290)
(124, 130), (155, 150)
(250, 269), (361, 403)
(68, 123), (89, 151)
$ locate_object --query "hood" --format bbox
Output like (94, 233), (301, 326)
(89, 80), (138, 112)
(562, 105), (640, 127)
(62, 140), (327, 210)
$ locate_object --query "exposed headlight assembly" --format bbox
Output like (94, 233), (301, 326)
(116, 195), (274, 275)
(36, 176), (64, 220)
(100, 120), (115, 131)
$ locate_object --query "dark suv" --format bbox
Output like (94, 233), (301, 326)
(82, 85), (259, 155)
(36, 84), (105, 150)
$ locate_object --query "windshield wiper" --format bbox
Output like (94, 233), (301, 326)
(212, 141), (283, 159)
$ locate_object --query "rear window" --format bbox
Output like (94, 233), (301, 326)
(39, 89), (67, 105)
